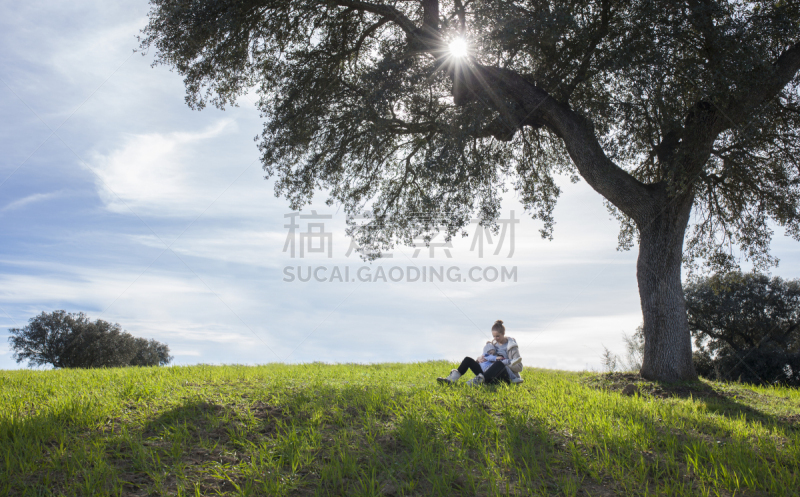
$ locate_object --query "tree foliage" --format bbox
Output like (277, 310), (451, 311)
(686, 272), (800, 385)
(8, 311), (173, 369)
(139, 0), (800, 267)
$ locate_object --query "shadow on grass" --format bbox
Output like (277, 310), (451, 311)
(0, 400), (123, 496)
(578, 373), (800, 494)
(587, 372), (799, 431)
(109, 399), (293, 496)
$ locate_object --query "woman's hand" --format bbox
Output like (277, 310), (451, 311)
(496, 356), (505, 361)
(477, 356), (486, 363)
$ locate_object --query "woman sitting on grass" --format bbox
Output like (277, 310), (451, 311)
(437, 320), (524, 386)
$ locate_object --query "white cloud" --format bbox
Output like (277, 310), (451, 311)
(5, 267), (175, 300)
(172, 350), (201, 356)
(90, 120), (241, 216)
(0, 264), (266, 366)
(0, 192), (62, 213)
(0, 247), (645, 370)
(48, 17), (147, 83)
(128, 229), (287, 268)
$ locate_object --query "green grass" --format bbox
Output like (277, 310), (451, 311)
(1, 363), (798, 496)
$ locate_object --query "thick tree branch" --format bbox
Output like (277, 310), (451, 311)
(728, 41), (800, 124)
(329, 2), (799, 225)
(454, 63), (654, 221)
(336, 0), (418, 36)
(671, 41), (800, 186)
(346, 17), (390, 61)
(332, 1), (653, 220)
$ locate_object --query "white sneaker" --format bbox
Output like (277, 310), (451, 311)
(437, 369), (462, 384)
(511, 376), (524, 384)
(466, 374), (485, 386)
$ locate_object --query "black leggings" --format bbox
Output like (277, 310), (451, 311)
(457, 357), (510, 384)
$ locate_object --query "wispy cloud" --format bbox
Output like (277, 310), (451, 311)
(171, 350), (201, 356)
(90, 120), (241, 216)
(0, 192), (62, 214)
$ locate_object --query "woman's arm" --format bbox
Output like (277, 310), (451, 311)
(506, 339), (523, 373)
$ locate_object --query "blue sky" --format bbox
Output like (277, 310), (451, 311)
(2, 1), (800, 371)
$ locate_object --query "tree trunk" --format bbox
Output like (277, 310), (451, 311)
(637, 193), (698, 382)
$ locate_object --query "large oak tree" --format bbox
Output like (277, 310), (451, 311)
(140, 0), (800, 381)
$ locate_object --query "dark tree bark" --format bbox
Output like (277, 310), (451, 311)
(636, 191), (697, 381)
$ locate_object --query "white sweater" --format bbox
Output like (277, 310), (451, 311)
(486, 337), (523, 380)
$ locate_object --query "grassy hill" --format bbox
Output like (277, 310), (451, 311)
(1, 363), (798, 496)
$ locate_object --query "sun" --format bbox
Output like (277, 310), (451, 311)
(448, 37), (469, 58)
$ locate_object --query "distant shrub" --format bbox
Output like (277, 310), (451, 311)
(685, 272), (800, 386)
(8, 310), (172, 368)
(599, 326), (644, 374)
(620, 326), (645, 372)
(600, 346), (618, 373)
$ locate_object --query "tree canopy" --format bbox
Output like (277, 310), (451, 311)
(8, 310), (173, 369)
(141, 0), (800, 264)
(686, 272), (800, 385)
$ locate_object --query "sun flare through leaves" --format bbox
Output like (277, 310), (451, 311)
(448, 37), (468, 58)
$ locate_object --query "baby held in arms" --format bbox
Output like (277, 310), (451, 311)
(480, 342), (502, 371)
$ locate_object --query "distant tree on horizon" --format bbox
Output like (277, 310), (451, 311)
(141, 0), (800, 381)
(8, 310), (172, 369)
(686, 272), (800, 385)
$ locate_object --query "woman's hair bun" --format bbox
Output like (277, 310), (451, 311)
(491, 320), (505, 333)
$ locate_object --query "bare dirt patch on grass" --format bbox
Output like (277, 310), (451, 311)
(585, 372), (727, 399)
